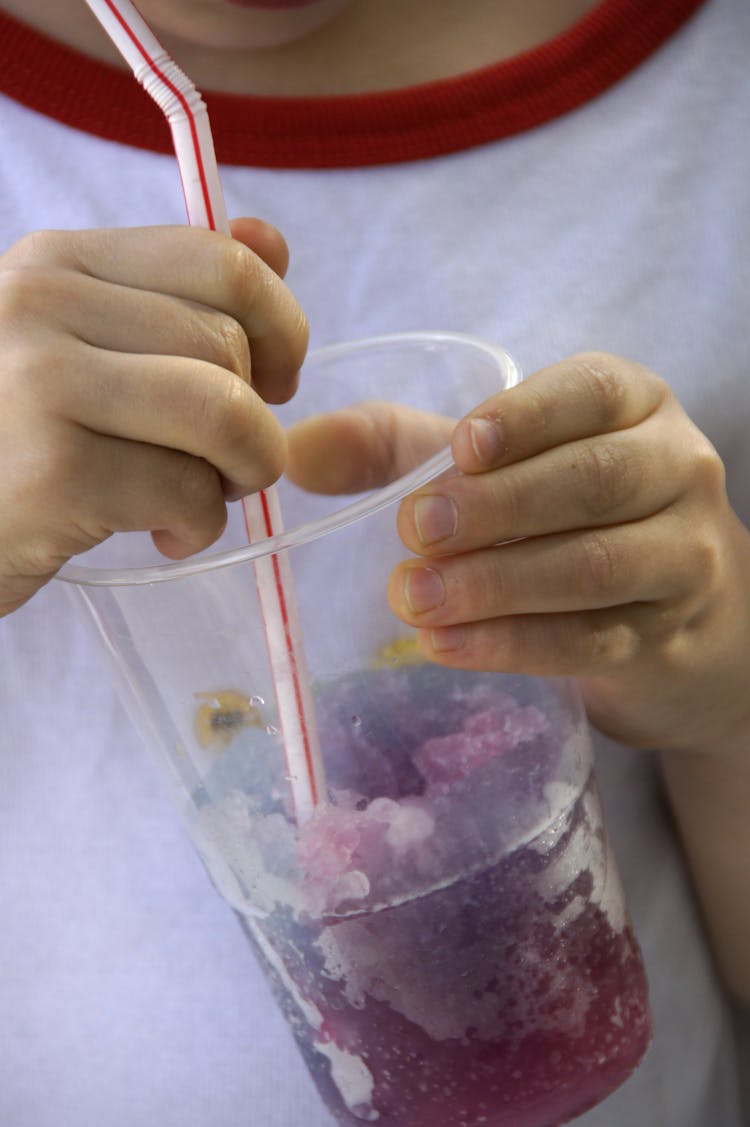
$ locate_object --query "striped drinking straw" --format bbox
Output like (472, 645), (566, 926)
(83, 0), (325, 824)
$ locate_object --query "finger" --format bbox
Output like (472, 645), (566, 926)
(451, 352), (669, 473)
(286, 401), (455, 494)
(17, 425), (230, 562)
(397, 403), (692, 556)
(15, 226), (308, 403)
(388, 516), (692, 628)
(49, 343), (287, 497)
(13, 269), (253, 384)
(77, 431), (229, 557)
(229, 217), (290, 278)
(412, 605), (648, 678)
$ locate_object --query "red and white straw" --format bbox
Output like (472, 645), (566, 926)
(83, 0), (324, 822)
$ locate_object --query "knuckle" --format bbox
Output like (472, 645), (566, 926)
(647, 601), (692, 646)
(450, 557), (505, 622)
(359, 400), (403, 483)
(493, 469), (523, 532)
(0, 264), (52, 325)
(0, 335), (76, 413)
(197, 376), (251, 455)
(690, 431), (727, 498)
(587, 617), (638, 668)
(577, 439), (632, 518)
(501, 623), (526, 668)
(219, 239), (262, 306)
(577, 532), (620, 597)
(215, 313), (251, 381)
(481, 556), (507, 612)
(3, 229), (61, 268)
(573, 353), (629, 430)
(521, 384), (554, 442)
(288, 306), (310, 372)
(685, 531), (723, 594)
(10, 536), (65, 589)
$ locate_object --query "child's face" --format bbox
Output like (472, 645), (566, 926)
(135, 0), (358, 50)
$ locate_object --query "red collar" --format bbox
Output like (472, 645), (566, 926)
(0, 0), (706, 168)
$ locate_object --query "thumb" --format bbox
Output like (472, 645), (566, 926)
(229, 216), (290, 278)
(286, 400), (455, 495)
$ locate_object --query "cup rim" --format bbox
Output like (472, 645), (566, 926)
(57, 331), (519, 588)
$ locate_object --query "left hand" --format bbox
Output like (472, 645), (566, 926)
(288, 353), (750, 753)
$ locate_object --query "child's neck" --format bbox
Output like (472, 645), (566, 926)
(0, 0), (601, 96)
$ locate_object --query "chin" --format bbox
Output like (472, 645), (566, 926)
(140, 0), (354, 52)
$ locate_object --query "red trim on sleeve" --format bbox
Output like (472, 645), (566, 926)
(0, 0), (707, 168)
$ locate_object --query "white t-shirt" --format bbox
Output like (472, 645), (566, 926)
(0, 0), (748, 1123)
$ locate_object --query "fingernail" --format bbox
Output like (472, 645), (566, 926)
(414, 495), (458, 546)
(468, 417), (505, 466)
(405, 567), (446, 614)
(430, 626), (466, 653)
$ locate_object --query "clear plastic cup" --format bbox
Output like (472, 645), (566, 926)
(59, 331), (651, 1126)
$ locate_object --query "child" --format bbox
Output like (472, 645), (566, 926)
(0, 0), (748, 1123)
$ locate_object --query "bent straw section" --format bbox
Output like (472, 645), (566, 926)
(83, 0), (325, 822)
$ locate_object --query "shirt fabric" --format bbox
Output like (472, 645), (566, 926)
(0, 0), (748, 1123)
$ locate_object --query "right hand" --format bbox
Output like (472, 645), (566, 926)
(0, 218), (308, 616)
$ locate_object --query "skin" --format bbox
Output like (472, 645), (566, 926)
(1, 0), (749, 1005)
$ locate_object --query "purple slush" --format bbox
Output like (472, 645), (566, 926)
(198, 664), (652, 1126)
